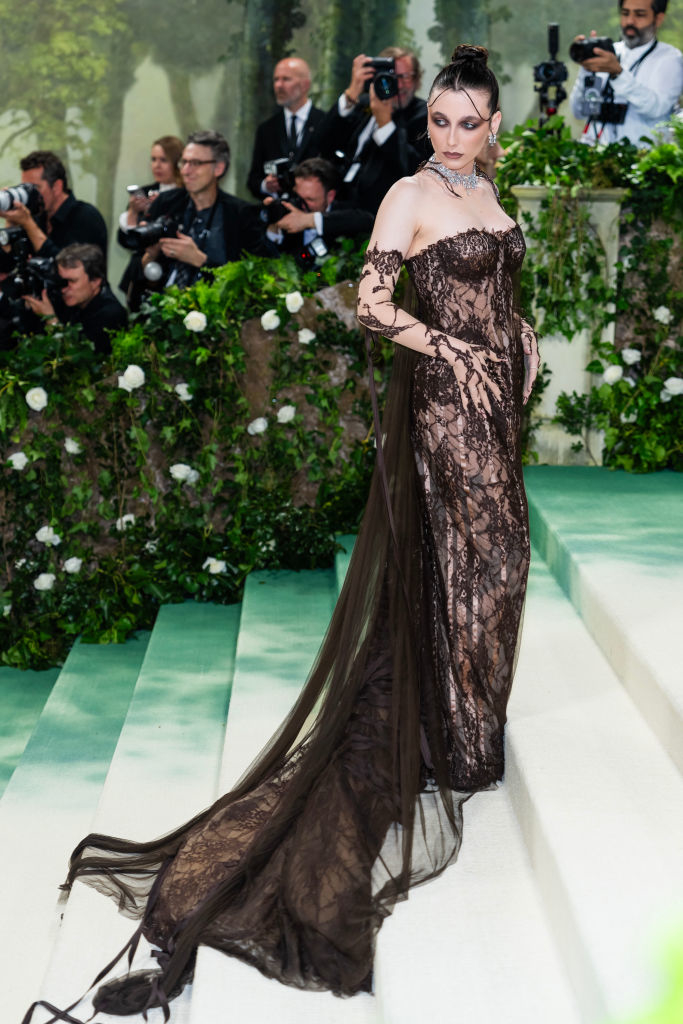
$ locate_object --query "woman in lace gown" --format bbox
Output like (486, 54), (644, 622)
(24, 45), (539, 1023)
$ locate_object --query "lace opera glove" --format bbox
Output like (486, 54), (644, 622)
(520, 323), (540, 405)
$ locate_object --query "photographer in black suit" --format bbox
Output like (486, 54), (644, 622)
(140, 130), (268, 291)
(319, 47), (429, 215)
(247, 58), (325, 199)
(265, 158), (374, 259)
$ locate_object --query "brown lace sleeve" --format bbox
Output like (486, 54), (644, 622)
(357, 241), (502, 411)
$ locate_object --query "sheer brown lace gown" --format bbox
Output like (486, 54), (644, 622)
(38, 226), (531, 1021)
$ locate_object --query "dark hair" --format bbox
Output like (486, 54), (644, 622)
(56, 243), (106, 281)
(619, 0), (667, 12)
(152, 135), (184, 186)
(379, 45), (423, 88)
(185, 130), (230, 178)
(428, 44), (499, 118)
(293, 157), (340, 193)
(20, 150), (69, 191)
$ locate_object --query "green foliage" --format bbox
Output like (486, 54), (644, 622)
(498, 116), (683, 471)
(0, 248), (379, 670)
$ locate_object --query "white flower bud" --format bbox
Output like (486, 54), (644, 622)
(247, 417), (268, 435)
(276, 404), (296, 424)
(34, 572), (56, 591)
(260, 309), (281, 331)
(26, 386), (48, 411)
(620, 348), (641, 365)
(35, 525), (61, 546)
(183, 310), (207, 332)
(8, 451), (28, 470)
(653, 306), (672, 325)
(63, 556), (83, 574)
(297, 328), (315, 345)
(602, 365), (624, 385)
(174, 382), (193, 401)
(285, 290), (304, 313)
(64, 437), (82, 455)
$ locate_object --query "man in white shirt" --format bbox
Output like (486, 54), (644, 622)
(570, 0), (683, 146)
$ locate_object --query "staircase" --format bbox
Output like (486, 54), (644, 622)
(1, 466), (681, 1024)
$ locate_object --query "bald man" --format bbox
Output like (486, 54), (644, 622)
(247, 57), (326, 199)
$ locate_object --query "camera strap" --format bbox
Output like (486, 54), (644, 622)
(626, 38), (658, 76)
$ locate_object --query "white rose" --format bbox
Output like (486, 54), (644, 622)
(285, 290), (304, 313)
(186, 468), (199, 484)
(64, 437), (82, 455)
(170, 463), (192, 482)
(202, 556), (227, 574)
(35, 525), (61, 547)
(8, 451), (28, 470)
(261, 309), (281, 331)
(297, 328), (315, 345)
(174, 382), (193, 401)
(663, 376), (683, 396)
(3, 604), (10, 617)
(660, 389), (673, 403)
(602, 365), (624, 385)
(276, 404), (296, 424)
(118, 364), (146, 392)
(34, 572), (56, 592)
(26, 386), (48, 411)
(115, 513), (136, 531)
(653, 306), (672, 325)
(183, 310), (207, 332)
(63, 556), (83, 574)
(247, 416), (268, 435)
(145, 540), (158, 554)
(620, 348), (641, 365)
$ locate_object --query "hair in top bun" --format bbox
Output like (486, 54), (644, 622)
(429, 43), (499, 115)
(450, 44), (489, 65)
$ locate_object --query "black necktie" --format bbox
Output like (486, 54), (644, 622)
(288, 115), (299, 152)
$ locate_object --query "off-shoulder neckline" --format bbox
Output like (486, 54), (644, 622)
(405, 223), (521, 263)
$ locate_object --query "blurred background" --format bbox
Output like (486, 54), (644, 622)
(1, 0), (681, 289)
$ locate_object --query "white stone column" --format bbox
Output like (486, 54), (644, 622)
(511, 186), (626, 465)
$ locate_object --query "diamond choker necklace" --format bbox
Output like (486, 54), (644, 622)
(429, 155), (478, 192)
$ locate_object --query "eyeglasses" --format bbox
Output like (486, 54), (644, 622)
(179, 158), (217, 169)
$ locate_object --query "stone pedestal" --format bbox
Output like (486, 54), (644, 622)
(511, 186), (626, 465)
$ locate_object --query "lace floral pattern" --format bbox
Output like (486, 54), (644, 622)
(54, 227), (533, 1020)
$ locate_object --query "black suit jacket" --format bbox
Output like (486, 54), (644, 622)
(276, 199), (374, 257)
(247, 106), (326, 199)
(35, 193), (108, 263)
(318, 95), (429, 215)
(147, 186), (270, 264)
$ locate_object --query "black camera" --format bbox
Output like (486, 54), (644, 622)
(569, 36), (616, 63)
(580, 74), (628, 124)
(127, 214), (178, 249)
(0, 226), (60, 298)
(0, 182), (44, 216)
(365, 57), (398, 101)
(265, 191), (307, 225)
(534, 23), (568, 119)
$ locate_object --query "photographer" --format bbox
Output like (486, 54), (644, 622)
(0, 151), (107, 259)
(140, 130), (268, 291)
(570, 0), (683, 145)
(247, 58), (326, 199)
(23, 243), (126, 355)
(264, 158), (374, 261)
(318, 47), (429, 214)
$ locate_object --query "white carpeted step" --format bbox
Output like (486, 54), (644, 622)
(526, 466), (683, 776)
(508, 552), (683, 1022)
(190, 568), (376, 1024)
(32, 602), (240, 1024)
(1, 636), (148, 1024)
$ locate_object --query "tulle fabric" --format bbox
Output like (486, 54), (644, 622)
(37, 226), (530, 1019)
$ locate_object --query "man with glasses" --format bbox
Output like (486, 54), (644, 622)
(141, 130), (267, 290)
(318, 46), (429, 214)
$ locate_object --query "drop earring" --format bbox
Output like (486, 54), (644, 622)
(488, 131), (497, 146)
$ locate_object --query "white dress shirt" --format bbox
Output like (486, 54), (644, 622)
(570, 37), (683, 146)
